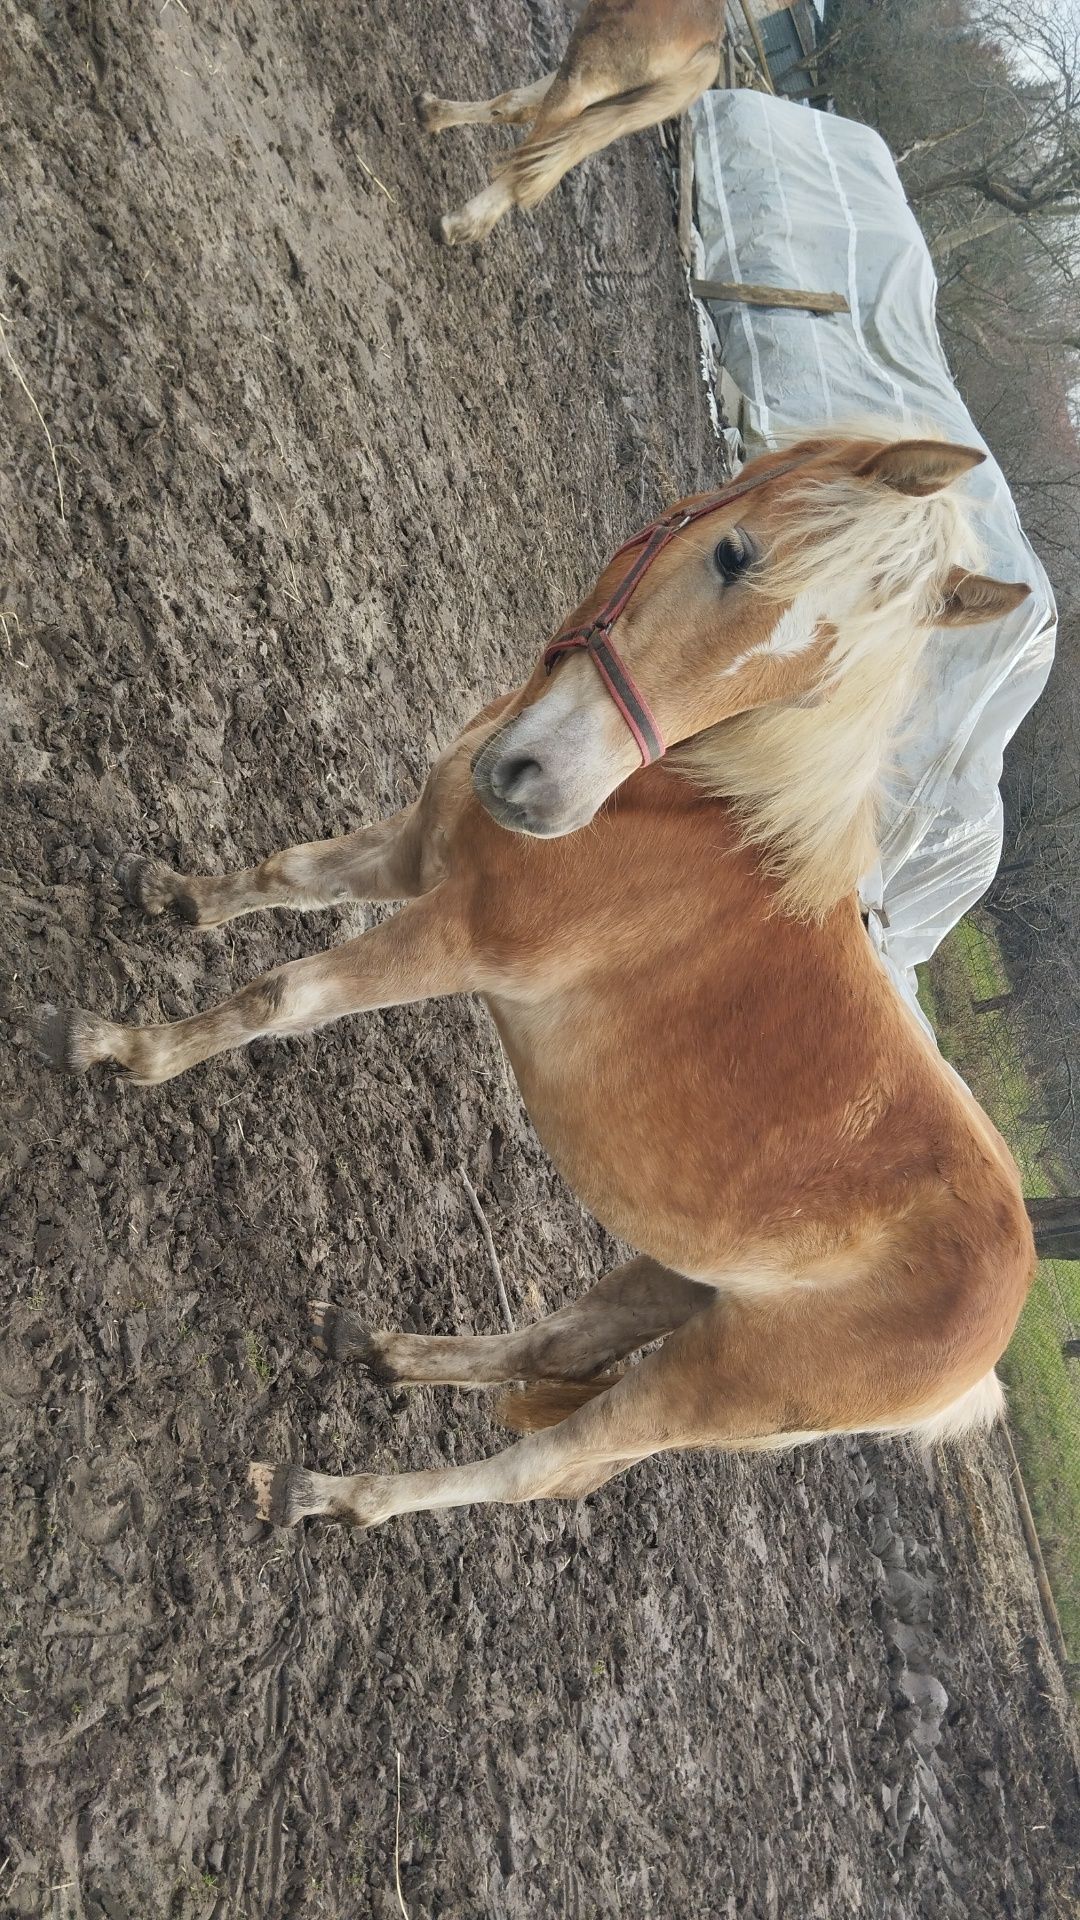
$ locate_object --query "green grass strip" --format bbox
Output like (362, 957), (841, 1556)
(920, 919), (1080, 1658)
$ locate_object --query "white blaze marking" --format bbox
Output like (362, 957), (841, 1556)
(720, 593), (821, 678)
(765, 596), (821, 658)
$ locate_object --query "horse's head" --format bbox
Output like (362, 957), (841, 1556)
(472, 434), (1030, 844)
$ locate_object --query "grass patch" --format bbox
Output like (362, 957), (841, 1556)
(922, 917), (1080, 1657)
(246, 1331), (272, 1385)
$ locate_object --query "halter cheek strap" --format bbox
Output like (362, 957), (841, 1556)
(541, 455), (814, 766)
(542, 515), (677, 763)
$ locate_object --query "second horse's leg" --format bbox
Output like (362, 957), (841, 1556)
(440, 47), (719, 245)
(417, 72), (555, 133)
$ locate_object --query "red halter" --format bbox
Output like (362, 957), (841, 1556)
(542, 455), (815, 765)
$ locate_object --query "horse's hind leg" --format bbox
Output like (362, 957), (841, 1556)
(510, 47), (721, 215)
(440, 45), (719, 245)
(252, 1264), (992, 1535)
(417, 72), (555, 133)
(120, 804), (428, 931)
(308, 1257), (712, 1386)
(437, 66), (594, 245)
(250, 1319), (710, 1531)
(39, 884), (473, 1086)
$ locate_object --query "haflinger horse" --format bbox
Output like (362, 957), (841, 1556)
(40, 430), (1036, 1540)
(418, 0), (725, 245)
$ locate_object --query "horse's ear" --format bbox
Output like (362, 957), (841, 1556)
(935, 568), (1031, 627)
(854, 439), (985, 496)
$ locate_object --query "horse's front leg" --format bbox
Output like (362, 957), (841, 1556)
(38, 888), (473, 1086)
(118, 697), (514, 930)
(118, 804), (428, 931)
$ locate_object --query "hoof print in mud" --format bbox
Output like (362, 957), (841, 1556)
(37, 1003), (112, 1077)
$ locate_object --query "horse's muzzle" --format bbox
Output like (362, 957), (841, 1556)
(472, 746), (565, 836)
(471, 726), (588, 838)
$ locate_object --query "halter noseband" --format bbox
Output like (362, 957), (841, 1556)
(541, 455), (815, 766)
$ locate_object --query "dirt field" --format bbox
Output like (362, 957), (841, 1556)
(2, 3), (1079, 1915)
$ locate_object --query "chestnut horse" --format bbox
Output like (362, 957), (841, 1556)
(418, 0), (725, 244)
(40, 432), (1035, 1538)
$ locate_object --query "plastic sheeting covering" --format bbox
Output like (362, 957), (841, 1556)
(689, 89), (1057, 1012)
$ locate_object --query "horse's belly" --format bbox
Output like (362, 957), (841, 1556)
(482, 958), (951, 1276)
(483, 984), (763, 1268)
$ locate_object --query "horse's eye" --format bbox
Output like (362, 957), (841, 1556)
(714, 528), (754, 582)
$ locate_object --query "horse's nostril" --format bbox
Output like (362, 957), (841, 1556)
(491, 753), (542, 801)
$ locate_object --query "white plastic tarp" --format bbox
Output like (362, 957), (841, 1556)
(689, 90), (1057, 1004)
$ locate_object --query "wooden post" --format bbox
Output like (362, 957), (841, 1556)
(784, 83), (833, 106)
(1000, 1426), (1071, 1675)
(690, 278), (849, 315)
(677, 114), (694, 268)
(737, 0), (777, 94)
(972, 990), (1013, 1015)
(1025, 1196), (1080, 1260)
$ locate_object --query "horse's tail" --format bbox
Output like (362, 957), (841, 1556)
(496, 1372), (624, 1432)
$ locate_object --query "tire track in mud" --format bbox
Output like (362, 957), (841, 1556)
(576, 149), (668, 302)
(520, 0), (561, 77)
(228, 1543), (315, 1914)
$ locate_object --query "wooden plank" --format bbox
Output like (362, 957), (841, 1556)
(737, 0), (777, 94)
(690, 277), (850, 314)
(677, 114), (694, 267)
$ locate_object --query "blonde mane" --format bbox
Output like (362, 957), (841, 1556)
(672, 429), (983, 921)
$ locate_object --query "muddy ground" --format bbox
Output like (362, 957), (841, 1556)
(1, 2), (1078, 1915)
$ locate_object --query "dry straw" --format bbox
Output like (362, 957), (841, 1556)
(0, 313), (66, 523)
(394, 1749), (410, 1918)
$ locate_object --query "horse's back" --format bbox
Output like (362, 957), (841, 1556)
(565, 0), (726, 80)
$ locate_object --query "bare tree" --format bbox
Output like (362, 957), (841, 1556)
(825, 0), (1080, 263)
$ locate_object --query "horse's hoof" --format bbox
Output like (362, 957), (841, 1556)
(116, 853), (155, 910)
(307, 1301), (393, 1378)
(37, 1004), (114, 1076)
(117, 853), (199, 923)
(415, 90), (443, 133)
(249, 1462), (297, 1527)
(249, 1462), (330, 1529)
(249, 1462), (387, 1531)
